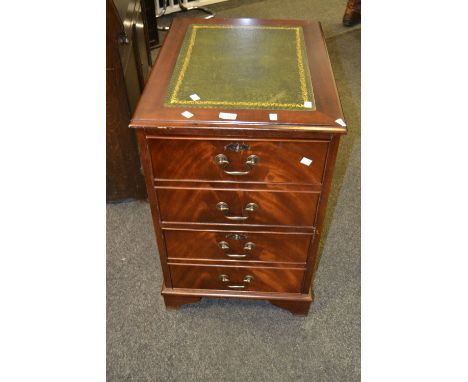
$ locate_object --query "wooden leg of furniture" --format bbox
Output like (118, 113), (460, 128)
(269, 299), (312, 316)
(163, 294), (201, 310)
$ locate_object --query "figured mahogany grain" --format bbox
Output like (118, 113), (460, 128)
(164, 229), (312, 263)
(148, 137), (329, 185)
(170, 264), (305, 293)
(156, 188), (320, 226)
(131, 18), (347, 315)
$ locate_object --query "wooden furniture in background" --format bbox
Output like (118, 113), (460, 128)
(343, 0), (361, 26)
(106, 0), (152, 201)
(142, 0), (160, 48)
(130, 18), (347, 315)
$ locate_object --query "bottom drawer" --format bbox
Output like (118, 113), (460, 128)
(169, 264), (305, 293)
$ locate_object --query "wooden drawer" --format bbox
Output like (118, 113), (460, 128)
(170, 264), (305, 293)
(148, 137), (329, 185)
(157, 188), (319, 226)
(164, 229), (312, 264)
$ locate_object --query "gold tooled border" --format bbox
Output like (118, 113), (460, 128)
(168, 25), (315, 109)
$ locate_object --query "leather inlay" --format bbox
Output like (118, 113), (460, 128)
(164, 25), (315, 111)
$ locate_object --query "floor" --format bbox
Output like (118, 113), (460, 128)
(107, 1), (360, 380)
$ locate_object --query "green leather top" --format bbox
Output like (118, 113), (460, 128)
(164, 24), (316, 111)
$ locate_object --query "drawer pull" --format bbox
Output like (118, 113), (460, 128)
(218, 241), (255, 258)
(225, 142), (249, 152)
(218, 274), (254, 289)
(216, 202), (258, 221)
(214, 154), (259, 175)
(226, 233), (246, 241)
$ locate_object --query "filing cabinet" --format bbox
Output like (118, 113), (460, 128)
(130, 17), (346, 315)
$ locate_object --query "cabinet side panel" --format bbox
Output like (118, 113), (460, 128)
(136, 130), (173, 288)
(302, 135), (341, 293)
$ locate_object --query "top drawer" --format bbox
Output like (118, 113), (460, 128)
(147, 137), (329, 185)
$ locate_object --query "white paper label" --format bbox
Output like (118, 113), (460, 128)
(304, 101), (313, 108)
(219, 112), (237, 120)
(269, 113), (278, 121)
(335, 118), (346, 127)
(300, 157), (313, 166)
(189, 94), (200, 101)
(181, 111), (193, 119)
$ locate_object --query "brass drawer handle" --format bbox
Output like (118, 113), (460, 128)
(214, 154), (259, 175)
(225, 142), (249, 152)
(218, 241), (255, 258)
(226, 233), (246, 241)
(216, 202), (258, 221)
(218, 274), (254, 289)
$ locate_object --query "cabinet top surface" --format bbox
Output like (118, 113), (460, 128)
(130, 18), (346, 133)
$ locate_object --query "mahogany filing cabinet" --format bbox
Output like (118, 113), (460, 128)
(130, 18), (347, 315)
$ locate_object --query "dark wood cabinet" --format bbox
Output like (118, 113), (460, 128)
(106, 0), (152, 201)
(130, 18), (346, 315)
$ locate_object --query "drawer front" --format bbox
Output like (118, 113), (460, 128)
(170, 264), (304, 293)
(164, 230), (312, 263)
(148, 138), (329, 185)
(157, 188), (319, 226)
